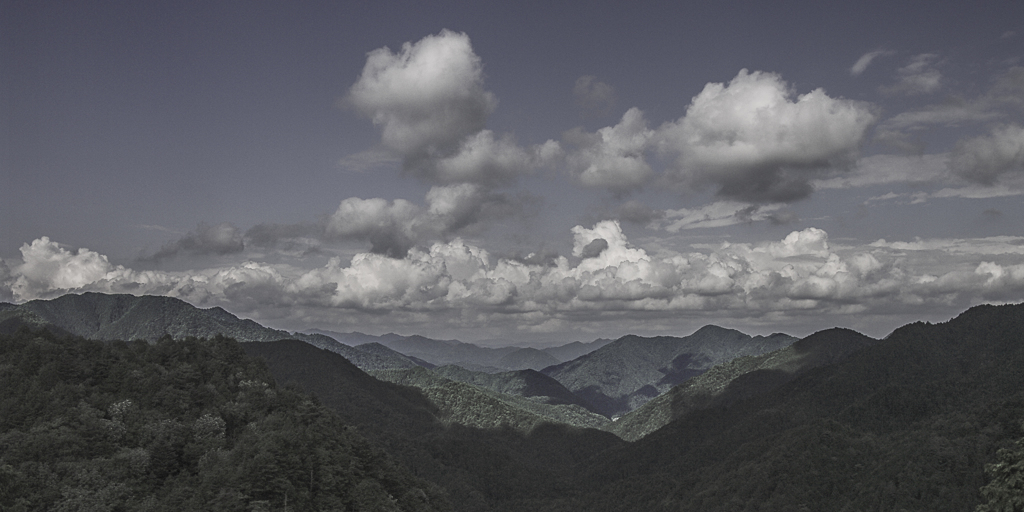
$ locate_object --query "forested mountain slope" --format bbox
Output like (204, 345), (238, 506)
(542, 326), (796, 417)
(558, 303), (1024, 511)
(608, 327), (877, 440)
(0, 330), (449, 511)
(243, 339), (625, 512)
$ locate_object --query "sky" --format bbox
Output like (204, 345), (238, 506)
(3, 0), (1024, 346)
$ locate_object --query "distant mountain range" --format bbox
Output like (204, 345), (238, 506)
(308, 328), (614, 371)
(542, 326), (797, 418)
(4, 292), (1024, 510)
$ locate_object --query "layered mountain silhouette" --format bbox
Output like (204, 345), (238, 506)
(309, 328), (613, 371)
(608, 327), (877, 440)
(542, 325), (797, 417)
(6, 292), (1024, 511)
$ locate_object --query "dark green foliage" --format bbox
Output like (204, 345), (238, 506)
(558, 303), (1024, 511)
(541, 327), (796, 418)
(609, 327), (876, 441)
(977, 423), (1024, 512)
(0, 328), (448, 512)
(243, 339), (626, 512)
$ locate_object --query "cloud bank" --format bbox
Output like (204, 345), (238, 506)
(6, 224), (1024, 338)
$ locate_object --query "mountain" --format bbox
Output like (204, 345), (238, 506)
(495, 347), (562, 370)
(242, 338), (625, 512)
(542, 325), (797, 417)
(541, 337), (615, 362)
(560, 303), (1024, 511)
(607, 327), (877, 441)
(2, 292), (304, 343)
(1, 293), (438, 373)
(430, 365), (596, 410)
(370, 366), (609, 431)
(0, 329), (449, 511)
(309, 329), (616, 370)
(309, 329), (523, 370)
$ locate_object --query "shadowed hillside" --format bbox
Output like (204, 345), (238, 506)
(542, 326), (796, 417)
(608, 327), (877, 440)
(559, 303), (1024, 511)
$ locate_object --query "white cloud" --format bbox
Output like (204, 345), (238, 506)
(881, 54), (942, 96)
(658, 69), (876, 202)
(11, 237), (116, 300)
(325, 197), (420, 257)
(564, 108), (655, 192)
(850, 50), (891, 76)
(347, 29), (495, 163)
(877, 66), (1024, 136)
(347, 29), (552, 186)
(433, 130), (538, 185)
(813, 153), (949, 189)
(7, 226), (1024, 339)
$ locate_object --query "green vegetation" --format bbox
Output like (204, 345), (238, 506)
(0, 328), (448, 512)
(562, 304), (1024, 511)
(372, 366), (609, 431)
(6, 293), (1024, 511)
(976, 422), (1024, 512)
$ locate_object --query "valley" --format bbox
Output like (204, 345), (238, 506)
(2, 292), (1023, 511)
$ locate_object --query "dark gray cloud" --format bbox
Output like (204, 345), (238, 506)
(616, 200), (665, 226)
(949, 124), (1024, 185)
(579, 238), (609, 259)
(142, 223), (245, 262)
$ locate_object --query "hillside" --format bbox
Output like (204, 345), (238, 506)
(370, 366), (609, 431)
(242, 338), (625, 512)
(542, 326), (796, 417)
(312, 329), (613, 371)
(608, 327), (877, 440)
(541, 338), (614, 362)
(431, 365), (593, 409)
(558, 303), (1024, 511)
(0, 329), (449, 511)
(495, 347), (562, 371)
(3, 292), (302, 343)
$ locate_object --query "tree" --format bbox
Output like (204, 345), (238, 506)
(977, 423), (1024, 512)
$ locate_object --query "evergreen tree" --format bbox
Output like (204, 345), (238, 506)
(977, 422), (1024, 512)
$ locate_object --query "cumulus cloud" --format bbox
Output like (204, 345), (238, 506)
(658, 69), (876, 202)
(564, 108), (655, 192)
(432, 130), (540, 185)
(11, 237), (116, 300)
(6, 226), (1024, 337)
(325, 197), (420, 257)
(573, 75), (616, 118)
(880, 54), (942, 96)
(949, 124), (1024, 185)
(143, 223), (245, 262)
(348, 29), (495, 164)
(347, 30), (554, 186)
(321, 184), (523, 257)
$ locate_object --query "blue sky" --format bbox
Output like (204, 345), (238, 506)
(3, 1), (1024, 345)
